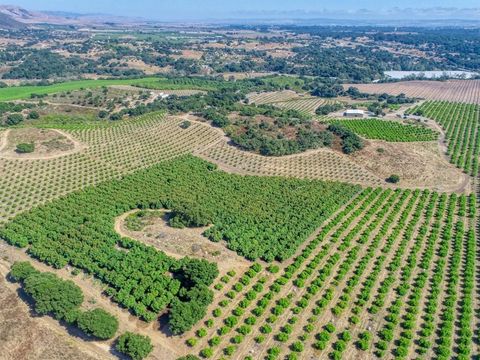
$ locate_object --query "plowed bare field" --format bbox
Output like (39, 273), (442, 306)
(344, 80), (480, 104)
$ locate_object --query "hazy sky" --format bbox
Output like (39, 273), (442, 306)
(6, 0), (480, 20)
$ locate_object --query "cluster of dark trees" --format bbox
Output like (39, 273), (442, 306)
(275, 25), (480, 72)
(316, 103), (343, 115)
(168, 257), (218, 334)
(230, 126), (333, 156)
(9, 262), (119, 340)
(307, 84), (417, 104)
(11, 261), (154, 358)
(2, 25), (479, 82)
(344, 87), (417, 116)
(194, 100), (338, 156)
(371, 28), (480, 71)
(2, 49), (144, 79)
(3, 112), (40, 127)
(310, 81), (345, 98)
(122, 77), (369, 156)
(0, 102), (35, 127)
(4, 113), (23, 126)
(201, 33), (455, 82)
(3, 50), (87, 79)
(367, 102), (386, 116)
(346, 87), (415, 104)
(328, 123), (365, 154)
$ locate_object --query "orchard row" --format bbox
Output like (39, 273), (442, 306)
(182, 187), (475, 360)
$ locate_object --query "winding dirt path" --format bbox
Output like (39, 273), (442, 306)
(0, 128), (10, 153)
(415, 115), (472, 193)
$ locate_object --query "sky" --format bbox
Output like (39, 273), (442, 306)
(4, 0), (480, 20)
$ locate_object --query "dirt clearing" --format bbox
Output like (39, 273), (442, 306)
(0, 259), (109, 360)
(352, 140), (470, 193)
(115, 209), (250, 273)
(0, 128), (85, 160)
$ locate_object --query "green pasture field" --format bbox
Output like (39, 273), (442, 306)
(0, 77), (159, 101)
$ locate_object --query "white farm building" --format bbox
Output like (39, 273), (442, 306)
(343, 109), (365, 118)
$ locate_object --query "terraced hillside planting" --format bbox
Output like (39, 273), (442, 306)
(344, 80), (480, 105)
(0, 114), (222, 224)
(246, 91), (301, 105)
(197, 137), (466, 191)
(274, 98), (332, 114)
(246, 91), (332, 114)
(182, 188), (476, 360)
(327, 119), (439, 142)
(407, 101), (480, 175)
(197, 140), (384, 186)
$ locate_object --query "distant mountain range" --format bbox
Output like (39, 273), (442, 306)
(0, 5), (144, 28)
(231, 7), (480, 21)
(0, 4), (478, 29)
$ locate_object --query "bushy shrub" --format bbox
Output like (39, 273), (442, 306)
(6, 113), (24, 126)
(22, 271), (84, 320)
(116, 332), (153, 360)
(16, 143), (35, 154)
(77, 308), (118, 339)
(9, 261), (38, 282)
(28, 111), (40, 119)
(386, 174), (400, 184)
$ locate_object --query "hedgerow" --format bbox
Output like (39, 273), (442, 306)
(9, 261), (118, 340)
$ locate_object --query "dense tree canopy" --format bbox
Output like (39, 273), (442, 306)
(10, 262), (119, 339)
(1, 156), (358, 331)
(327, 124), (364, 154)
(22, 271), (84, 320)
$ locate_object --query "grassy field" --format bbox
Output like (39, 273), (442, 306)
(0, 77), (159, 101)
(132, 77), (224, 91)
